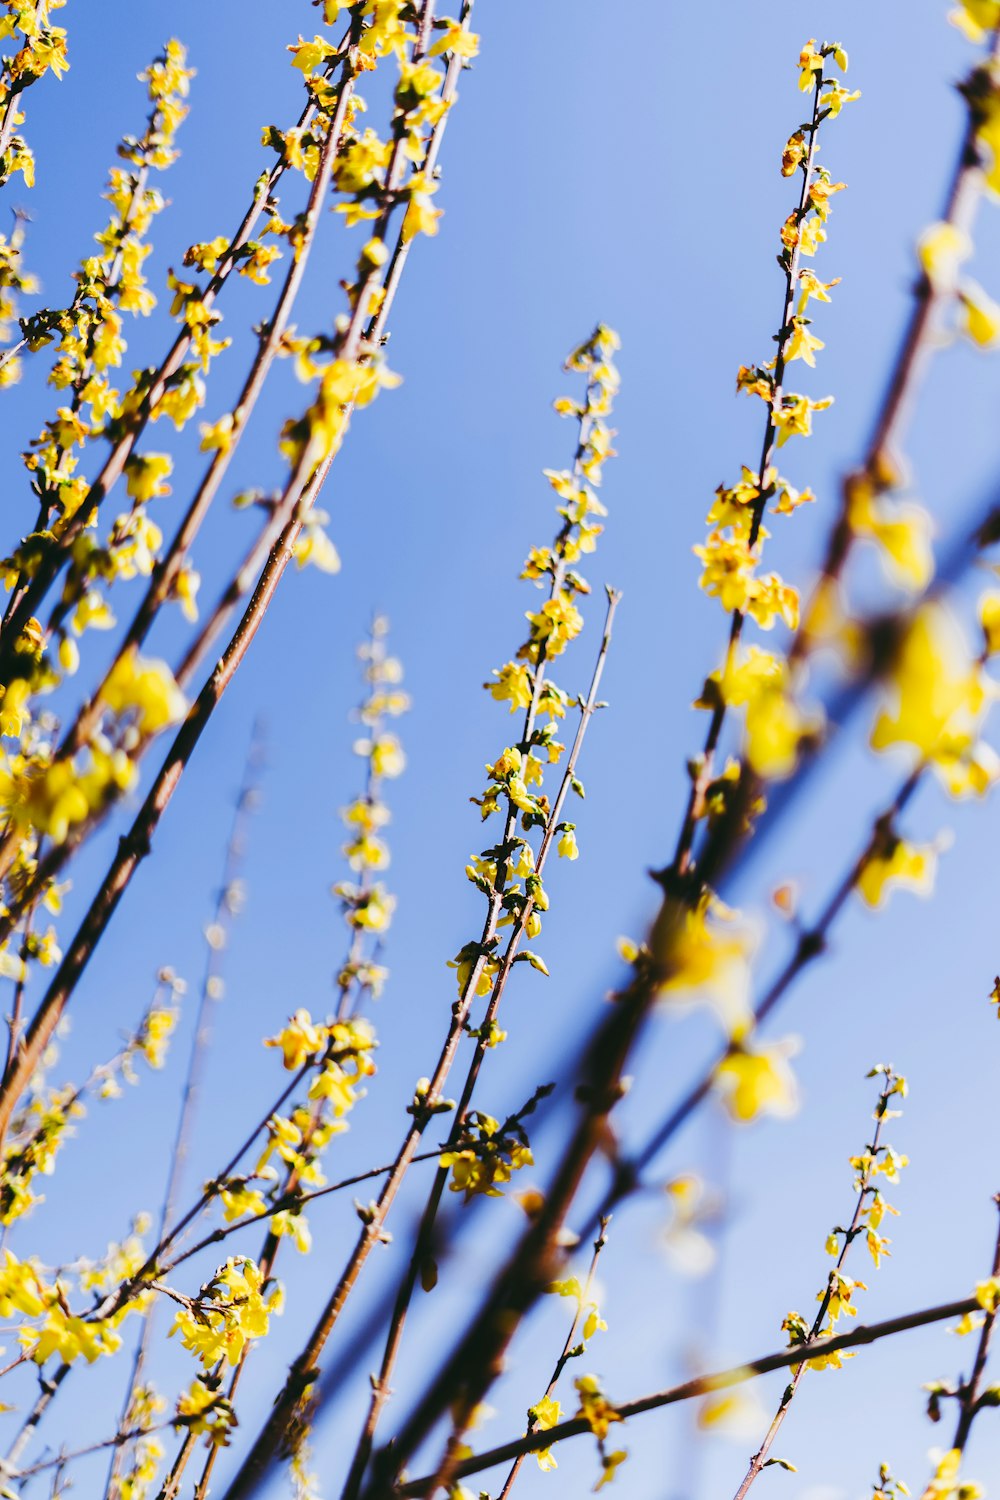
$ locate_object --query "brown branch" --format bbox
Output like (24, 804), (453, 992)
(398, 1295), (981, 1494)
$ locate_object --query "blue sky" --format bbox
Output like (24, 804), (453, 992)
(3, 3), (1000, 1498)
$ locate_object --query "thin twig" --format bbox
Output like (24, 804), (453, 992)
(497, 1217), (611, 1500)
(730, 1070), (901, 1500)
(105, 721), (264, 1497)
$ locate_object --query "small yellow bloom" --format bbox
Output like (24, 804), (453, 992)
(856, 837), (938, 909)
(714, 1039), (800, 1122)
(917, 222), (972, 288)
(959, 280), (1000, 347)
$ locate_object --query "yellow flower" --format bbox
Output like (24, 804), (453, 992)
(448, 943), (499, 999)
(268, 1207), (311, 1253)
(556, 828), (578, 860)
(219, 1183), (267, 1223)
(781, 131), (806, 177)
(785, 318), (824, 367)
(429, 21), (480, 58)
(798, 39), (823, 91)
(175, 1378), (235, 1444)
(976, 1275), (1000, 1312)
(596, 1449), (629, 1489)
(959, 280), (1000, 346)
(402, 186), (442, 242)
(772, 393), (834, 445)
(25, 1306), (124, 1366)
(923, 1447), (983, 1500)
(101, 648), (187, 734)
(287, 35), (334, 76)
(819, 82), (860, 118)
(528, 1395), (561, 1472)
(264, 1009), (326, 1071)
(488, 661), (533, 711)
(650, 901), (751, 1035)
(856, 837), (938, 909)
(871, 606), (996, 796)
(697, 1389), (770, 1437)
(124, 451), (173, 504)
(715, 647), (814, 780)
(860, 498), (934, 591)
(950, 0), (1000, 41)
(917, 222), (972, 288)
(575, 1375), (622, 1442)
(199, 413), (236, 452)
(714, 1039), (800, 1122)
(170, 1257), (279, 1368)
(979, 592), (1000, 656)
(797, 268), (840, 310)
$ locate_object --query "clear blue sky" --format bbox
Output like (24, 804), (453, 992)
(2, 3), (1000, 1498)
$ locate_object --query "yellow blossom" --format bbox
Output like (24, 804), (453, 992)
(101, 648), (187, 734)
(857, 837), (938, 909)
(714, 1039), (800, 1122)
(785, 318), (824, 367)
(917, 222), (972, 287)
(959, 280), (1000, 346)
(871, 606), (996, 796)
(528, 1394), (561, 1471)
(265, 1010), (326, 1071)
(651, 901), (752, 1035)
(488, 660), (533, 711)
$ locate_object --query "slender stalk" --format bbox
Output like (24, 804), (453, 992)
(670, 70), (825, 881)
(222, 328), (618, 1500)
(0, 35), (358, 898)
(497, 1218), (610, 1500)
(186, 626), (407, 1499)
(0, 1363), (66, 1480)
(339, 590), (620, 1500)
(730, 1072), (899, 1500)
(10, 1419), (174, 1483)
(104, 723), (263, 1498)
(795, 22), (1000, 652)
